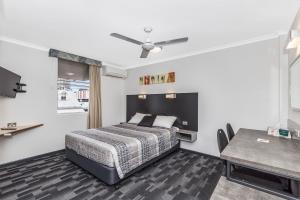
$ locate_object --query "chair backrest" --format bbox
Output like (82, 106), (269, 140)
(226, 123), (235, 141)
(217, 129), (228, 153)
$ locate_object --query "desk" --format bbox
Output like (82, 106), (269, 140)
(221, 128), (300, 200)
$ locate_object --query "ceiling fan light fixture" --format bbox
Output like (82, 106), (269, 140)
(110, 28), (188, 58)
(144, 27), (153, 33)
(151, 46), (162, 53)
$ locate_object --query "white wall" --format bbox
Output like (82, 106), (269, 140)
(0, 40), (125, 164)
(279, 35), (289, 128)
(101, 74), (126, 126)
(125, 38), (282, 156)
(288, 58), (300, 126)
(290, 62), (300, 110)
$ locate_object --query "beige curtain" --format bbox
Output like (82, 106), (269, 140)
(88, 65), (102, 129)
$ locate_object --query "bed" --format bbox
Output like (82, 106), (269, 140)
(65, 123), (179, 185)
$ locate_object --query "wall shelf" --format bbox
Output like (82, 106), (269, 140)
(176, 129), (197, 143)
(0, 123), (43, 137)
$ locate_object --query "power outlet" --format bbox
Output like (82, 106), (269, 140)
(182, 121), (188, 126)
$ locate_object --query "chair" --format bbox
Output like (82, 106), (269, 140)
(226, 123), (235, 141)
(217, 129), (228, 153)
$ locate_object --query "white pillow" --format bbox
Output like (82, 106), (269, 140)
(153, 115), (177, 129)
(128, 113), (148, 124)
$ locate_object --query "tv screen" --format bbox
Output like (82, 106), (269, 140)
(0, 66), (21, 98)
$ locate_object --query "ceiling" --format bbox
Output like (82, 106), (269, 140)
(0, 0), (300, 69)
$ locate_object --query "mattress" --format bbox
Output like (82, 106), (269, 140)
(65, 123), (178, 178)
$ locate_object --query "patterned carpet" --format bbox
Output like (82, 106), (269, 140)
(0, 149), (223, 200)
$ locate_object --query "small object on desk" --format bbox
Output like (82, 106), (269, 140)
(176, 129), (197, 142)
(267, 127), (279, 136)
(267, 127), (291, 139)
(278, 129), (291, 138)
(257, 138), (270, 143)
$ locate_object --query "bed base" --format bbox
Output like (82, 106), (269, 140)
(66, 142), (180, 186)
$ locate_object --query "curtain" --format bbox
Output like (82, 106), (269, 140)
(88, 65), (102, 129)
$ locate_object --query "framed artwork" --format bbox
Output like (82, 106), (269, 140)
(139, 77), (144, 85)
(159, 74), (166, 83)
(144, 75), (150, 85)
(155, 75), (160, 84)
(167, 72), (175, 83)
(150, 75), (156, 84)
(139, 72), (175, 85)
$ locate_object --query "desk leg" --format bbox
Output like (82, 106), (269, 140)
(226, 161), (231, 179)
(291, 180), (300, 197)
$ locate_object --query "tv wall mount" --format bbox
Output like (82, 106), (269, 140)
(14, 83), (27, 93)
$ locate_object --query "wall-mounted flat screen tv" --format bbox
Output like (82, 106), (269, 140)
(0, 66), (21, 98)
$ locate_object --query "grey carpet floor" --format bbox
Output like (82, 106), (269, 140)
(0, 149), (223, 200)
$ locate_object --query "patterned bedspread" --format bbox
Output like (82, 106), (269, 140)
(65, 123), (178, 178)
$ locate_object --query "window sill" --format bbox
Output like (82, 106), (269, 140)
(57, 109), (88, 115)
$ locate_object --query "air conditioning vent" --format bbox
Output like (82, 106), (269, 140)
(102, 65), (127, 79)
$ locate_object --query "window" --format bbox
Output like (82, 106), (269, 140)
(57, 59), (89, 113)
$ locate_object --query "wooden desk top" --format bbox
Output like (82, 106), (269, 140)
(221, 128), (300, 180)
(0, 123), (43, 137)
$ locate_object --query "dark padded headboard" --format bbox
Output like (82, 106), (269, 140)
(126, 93), (198, 131)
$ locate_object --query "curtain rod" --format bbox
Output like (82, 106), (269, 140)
(49, 49), (102, 67)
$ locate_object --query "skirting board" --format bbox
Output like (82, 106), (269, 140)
(0, 149), (65, 167)
(0, 147), (219, 168)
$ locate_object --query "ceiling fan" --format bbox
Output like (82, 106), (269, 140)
(110, 27), (188, 58)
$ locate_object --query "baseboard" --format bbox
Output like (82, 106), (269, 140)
(0, 149), (65, 168)
(180, 148), (220, 160)
(0, 148), (219, 168)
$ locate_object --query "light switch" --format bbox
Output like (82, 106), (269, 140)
(182, 121), (188, 126)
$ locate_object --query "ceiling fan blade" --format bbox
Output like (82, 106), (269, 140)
(110, 33), (143, 45)
(154, 37), (188, 46)
(140, 49), (150, 58)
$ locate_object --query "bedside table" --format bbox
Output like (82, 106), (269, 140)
(176, 129), (197, 142)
